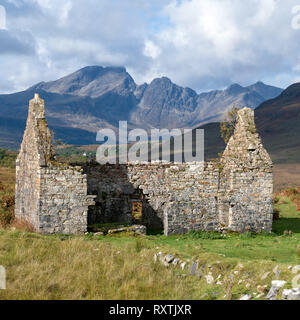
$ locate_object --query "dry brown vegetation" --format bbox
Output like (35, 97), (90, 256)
(273, 163), (300, 191)
(275, 187), (300, 211)
(0, 232), (208, 300)
(0, 167), (15, 227)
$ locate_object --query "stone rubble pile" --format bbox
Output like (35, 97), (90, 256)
(154, 253), (300, 300)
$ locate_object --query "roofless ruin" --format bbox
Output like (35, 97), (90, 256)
(15, 94), (274, 235)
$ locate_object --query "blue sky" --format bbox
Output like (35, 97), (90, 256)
(0, 0), (300, 93)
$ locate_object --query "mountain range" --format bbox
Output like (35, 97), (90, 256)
(0, 66), (283, 149)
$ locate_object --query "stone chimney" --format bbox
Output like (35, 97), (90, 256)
(221, 107), (272, 172)
(17, 93), (55, 167)
(15, 95), (93, 234)
(219, 107), (273, 233)
(28, 93), (45, 120)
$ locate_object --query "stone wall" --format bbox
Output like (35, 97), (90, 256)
(38, 166), (94, 234)
(15, 94), (95, 234)
(15, 95), (273, 235)
(83, 108), (273, 235)
(84, 158), (273, 235)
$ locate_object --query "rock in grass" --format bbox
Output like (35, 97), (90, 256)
(265, 280), (287, 300)
(205, 274), (214, 285)
(160, 254), (174, 267)
(172, 258), (180, 266)
(271, 280), (287, 288)
(94, 232), (104, 236)
(164, 254), (174, 264)
(266, 287), (279, 300)
(282, 288), (300, 300)
(292, 265), (300, 274)
(240, 294), (252, 300)
(190, 261), (198, 276)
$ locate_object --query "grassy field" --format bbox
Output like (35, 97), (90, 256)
(0, 216), (299, 300)
(0, 166), (300, 300)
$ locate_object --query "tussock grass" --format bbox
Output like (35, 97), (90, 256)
(0, 230), (299, 300)
(0, 231), (206, 300)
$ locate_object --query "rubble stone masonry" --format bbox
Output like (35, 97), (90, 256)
(15, 95), (273, 235)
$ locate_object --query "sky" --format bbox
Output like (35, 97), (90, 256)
(0, 0), (300, 94)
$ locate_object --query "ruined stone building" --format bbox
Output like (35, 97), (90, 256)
(15, 94), (274, 235)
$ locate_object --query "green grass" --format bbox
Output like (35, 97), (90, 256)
(273, 196), (300, 235)
(0, 166), (300, 299)
(0, 226), (299, 300)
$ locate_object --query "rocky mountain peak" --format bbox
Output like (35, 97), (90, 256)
(31, 65), (135, 98)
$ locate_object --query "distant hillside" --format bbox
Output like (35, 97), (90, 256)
(255, 83), (300, 163)
(0, 66), (282, 149)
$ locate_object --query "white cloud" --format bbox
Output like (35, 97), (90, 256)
(143, 40), (161, 59)
(1, 0), (300, 93)
(148, 0), (300, 90)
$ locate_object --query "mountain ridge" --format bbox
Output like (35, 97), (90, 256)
(0, 65), (283, 149)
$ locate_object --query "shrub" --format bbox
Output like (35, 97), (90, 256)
(280, 188), (300, 211)
(0, 208), (14, 227)
(260, 230), (276, 237)
(273, 208), (280, 220)
(0, 148), (17, 168)
(0, 194), (15, 227)
(239, 232), (255, 239)
(220, 106), (240, 143)
(273, 195), (280, 205)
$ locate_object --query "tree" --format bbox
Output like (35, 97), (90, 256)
(220, 106), (240, 143)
